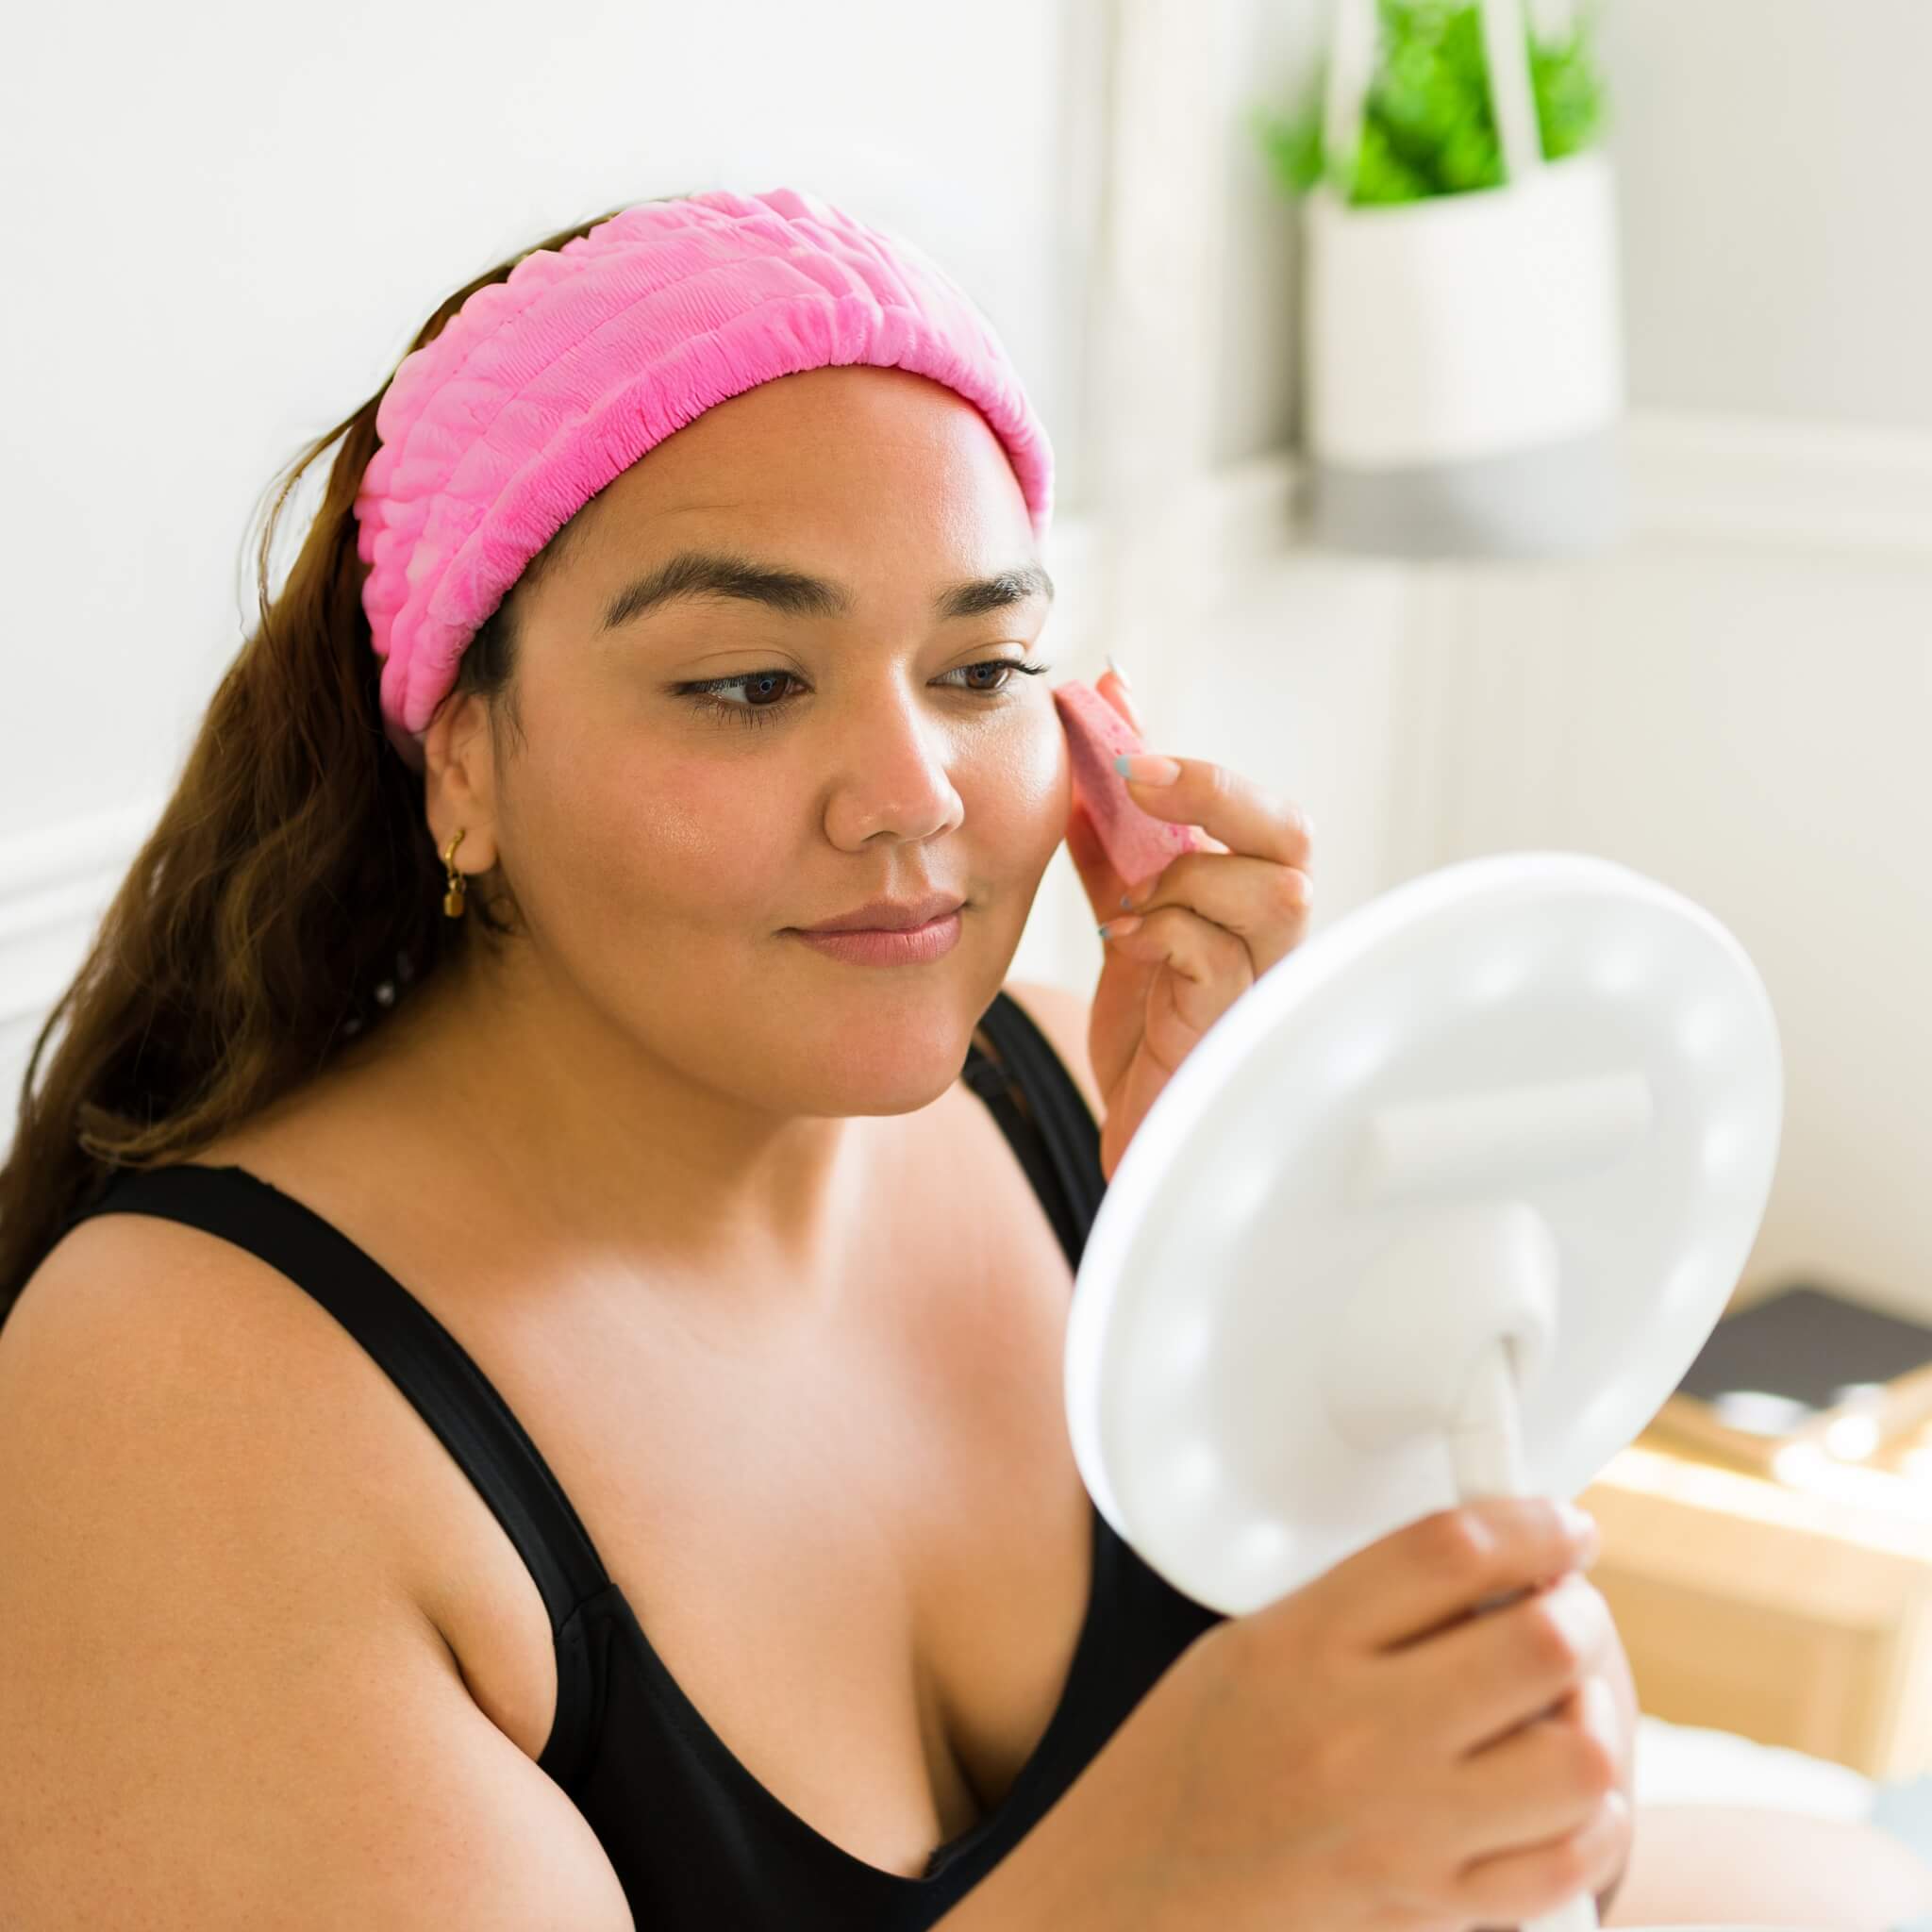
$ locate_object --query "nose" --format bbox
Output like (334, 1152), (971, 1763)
(819, 681), (966, 849)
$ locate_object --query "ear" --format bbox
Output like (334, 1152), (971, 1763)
(421, 690), (501, 874)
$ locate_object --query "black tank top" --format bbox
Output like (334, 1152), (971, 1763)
(66, 989), (1227, 1926)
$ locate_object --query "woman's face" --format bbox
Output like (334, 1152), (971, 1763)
(441, 364), (1068, 1117)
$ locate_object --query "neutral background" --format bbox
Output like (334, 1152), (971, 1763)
(4, 0), (1928, 1328)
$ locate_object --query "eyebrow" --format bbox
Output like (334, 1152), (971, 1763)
(596, 548), (1056, 634)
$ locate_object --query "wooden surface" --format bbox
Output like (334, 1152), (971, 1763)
(1581, 1417), (1932, 1778)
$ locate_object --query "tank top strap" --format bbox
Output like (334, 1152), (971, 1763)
(962, 989), (1107, 1266)
(68, 1162), (611, 1633)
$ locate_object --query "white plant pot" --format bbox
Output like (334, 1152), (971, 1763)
(1303, 149), (1626, 558)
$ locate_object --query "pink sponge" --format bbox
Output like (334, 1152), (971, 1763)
(1052, 679), (1208, 891)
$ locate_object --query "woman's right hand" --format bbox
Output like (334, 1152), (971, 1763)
(1079, 1496), (1627, 1932)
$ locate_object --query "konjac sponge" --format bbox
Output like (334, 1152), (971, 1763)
(1052, 679), (1208, 890)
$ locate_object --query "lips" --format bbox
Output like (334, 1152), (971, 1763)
(790, 908), (964, 966)
(797, 894), (965, 934)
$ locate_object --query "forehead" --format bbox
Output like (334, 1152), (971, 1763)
(578, 364), (1036, 556)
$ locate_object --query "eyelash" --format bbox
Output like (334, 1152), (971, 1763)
(674, 658), (1051, 730)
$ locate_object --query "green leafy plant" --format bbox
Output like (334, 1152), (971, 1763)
(1252, 0), (1608, 207)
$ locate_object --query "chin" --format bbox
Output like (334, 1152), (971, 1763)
(774, 995), (986, 1112)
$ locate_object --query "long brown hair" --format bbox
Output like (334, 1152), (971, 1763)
(0, 198), (675, 1328)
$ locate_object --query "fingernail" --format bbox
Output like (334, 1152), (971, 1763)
(1561, 1504), (1603, 1562)
(1116, 753), (1181, 787)
(1103, 658), (1147, 733)
(1097, 915), (1143, 940)
(1581, 1672), (1620, 1751)
(1546, 1574), (1604, 1650)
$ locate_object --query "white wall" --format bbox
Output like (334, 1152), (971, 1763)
(1058, 0), (1932, 1335)
(1209, 0), (1326, 464)
(1385, 0), (1932, 1316)
(1602, 0), (1932, 430)
(1398, 448), (1932, 1318)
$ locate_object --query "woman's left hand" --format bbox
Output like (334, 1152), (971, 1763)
(1064, 669), (1315, 1183)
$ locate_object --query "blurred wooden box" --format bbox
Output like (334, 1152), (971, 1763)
(1579, 1421), (1932, 1780)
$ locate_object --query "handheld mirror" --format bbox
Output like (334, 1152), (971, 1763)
(1063, 850), (1786, 1932)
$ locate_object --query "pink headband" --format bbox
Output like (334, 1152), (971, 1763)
(350, 186), (1055, 772)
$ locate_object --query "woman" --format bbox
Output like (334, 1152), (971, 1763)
(0, 184), (1910, 1931)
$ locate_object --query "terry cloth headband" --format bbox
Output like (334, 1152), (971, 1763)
(350, 185), (1056, 773)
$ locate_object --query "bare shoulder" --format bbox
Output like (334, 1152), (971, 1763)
(0, 1210), (632, 1930)
(1, 1206), (459, 1554)
(1000, 976), (1103, 1121)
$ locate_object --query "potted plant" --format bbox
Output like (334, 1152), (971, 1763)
(1254, 0), (1625, 558)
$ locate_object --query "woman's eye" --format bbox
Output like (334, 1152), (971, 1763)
(675, 658), (1050, 730)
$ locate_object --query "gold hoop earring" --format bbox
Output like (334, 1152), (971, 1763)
(441, 828), (468, 919)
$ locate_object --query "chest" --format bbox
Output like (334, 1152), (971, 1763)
(390, 1081), (1095, 1880)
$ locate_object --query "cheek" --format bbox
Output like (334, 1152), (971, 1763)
(968, 713), (1070, 873)
(529, 743), (789, 927)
